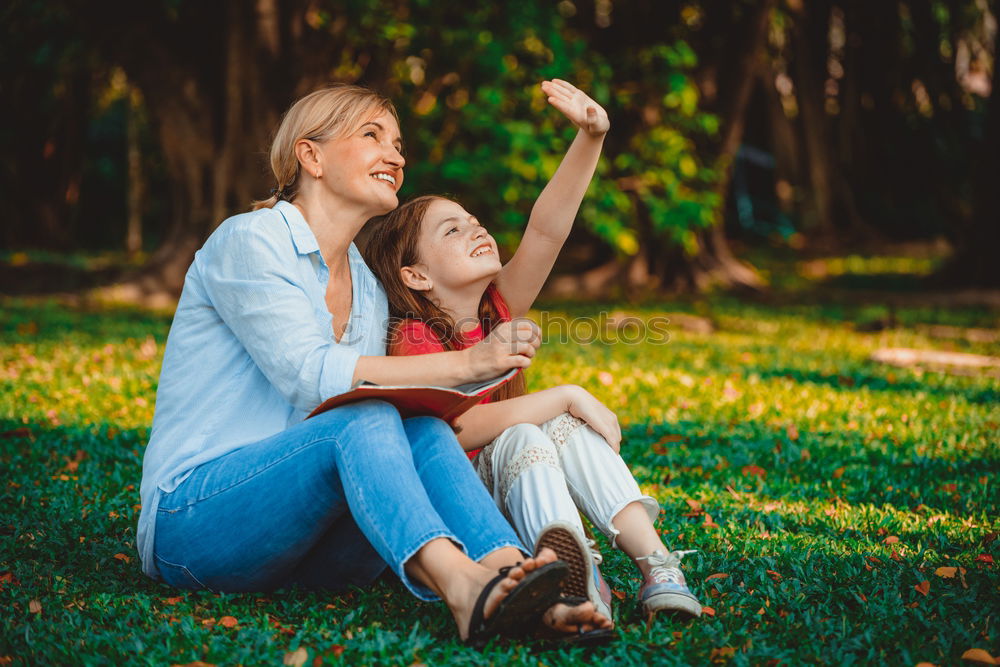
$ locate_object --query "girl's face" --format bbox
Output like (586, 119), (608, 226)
(318, 108), (405, 216)
(407, 198), (501, 293)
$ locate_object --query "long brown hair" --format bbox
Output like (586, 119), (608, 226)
(364, 195), (526, 402)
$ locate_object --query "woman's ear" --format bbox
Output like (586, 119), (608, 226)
(401, 265), (433, 292)
(294, 139), (322, 179)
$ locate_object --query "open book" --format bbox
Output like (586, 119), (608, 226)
(307, 368), (521, 423)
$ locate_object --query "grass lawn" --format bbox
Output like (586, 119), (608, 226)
(1, 274), (998, 664)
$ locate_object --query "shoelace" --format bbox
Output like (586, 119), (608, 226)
(585, 538), (604, 565)
(636, 549), (697, 585)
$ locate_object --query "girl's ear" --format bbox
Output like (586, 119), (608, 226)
(401, 265), (433, 292)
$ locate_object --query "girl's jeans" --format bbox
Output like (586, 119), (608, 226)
(152, 400), (524, 600)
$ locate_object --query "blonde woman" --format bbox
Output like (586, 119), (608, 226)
(137, 85), (612, 646)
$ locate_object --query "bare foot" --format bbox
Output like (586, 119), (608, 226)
(541, 599), (614, 634)
(451, 547), (560, 640)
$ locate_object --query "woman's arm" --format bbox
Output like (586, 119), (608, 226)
(354, 318), (542, 387)
(495, 80), (610, 318)
(453, 384), (622, 452)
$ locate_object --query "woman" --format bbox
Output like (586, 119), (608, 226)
(136, 85), (612, 644)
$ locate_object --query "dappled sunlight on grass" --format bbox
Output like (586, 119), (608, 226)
(1, 294), (997, 665)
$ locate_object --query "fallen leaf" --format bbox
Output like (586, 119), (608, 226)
(284, 647), (309, 667)
(219, 616), (238, 628)
(741, 464), (766, 478)
(702, 606), (716, 616)
(685, 498), (703, 512)
(612, 589), (626, 601)
(975, 554), (994, 565)
(328, 646), (345, 657)
(201, 618), (216, 627)
(833, 467), (845, 479)
(890, 550), (903, 562)
(883, 536), (900, 545)
(914, 580), (930, 596)
(960, 648), (997, 665)
(162, 596), (183, 605)
(169, 662), (216, 667)
(935, 567), (957, 578)
(914, 662), (937, 667)
(706, 573), (729, 581)
(766, 570), (782, 582)
(800, 448), (811, 461)
(710, 646), (736, 663)
(113, 553), (131, 564)
(786, 424), (799, 441)
(28, 600), (42, 614)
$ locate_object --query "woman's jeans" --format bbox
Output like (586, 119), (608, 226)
(152, 400), (525, 600)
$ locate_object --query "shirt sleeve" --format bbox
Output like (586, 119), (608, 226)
(198, 223), (361, 412)
(388, 320), (446, 356)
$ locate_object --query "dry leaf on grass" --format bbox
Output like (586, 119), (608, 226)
(914, 580), (930, 596)
(219, 616), (238, 628)
(284, 647), (309, 667)
(28, 600), (41, 614)
(961, 648), (997, 665)
(706, 573), (729, 581)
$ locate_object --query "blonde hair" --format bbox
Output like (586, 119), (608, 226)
(252, 84), (398, 210)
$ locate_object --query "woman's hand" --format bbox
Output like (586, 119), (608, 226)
(562, 385), (622, 453)
(463, 318), (542, 381)
(541, 79), (610, 137)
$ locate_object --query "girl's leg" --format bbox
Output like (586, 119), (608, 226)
(541, 413), (701, 616)
(475, 423), (615, 623)
(475, 422), (585, 550)
(540, 413), (660, 557)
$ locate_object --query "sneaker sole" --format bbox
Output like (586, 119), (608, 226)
(643, 589), (702, 618)
(535, 523), (591, 599)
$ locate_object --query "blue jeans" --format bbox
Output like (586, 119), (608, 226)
(152, 400), (525, 600)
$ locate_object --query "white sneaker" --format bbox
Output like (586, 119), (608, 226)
(637, 549), (702, 617)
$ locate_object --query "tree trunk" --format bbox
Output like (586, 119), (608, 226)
(125, 88), (144, 257)
(939, 27), (1000, 287)
(789, 0), (837, 240)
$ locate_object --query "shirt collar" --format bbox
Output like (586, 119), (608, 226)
(275, 201), (320, 256)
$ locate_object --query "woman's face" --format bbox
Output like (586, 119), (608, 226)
(319, 108), (405, 216)
(409, 198), (502, 292)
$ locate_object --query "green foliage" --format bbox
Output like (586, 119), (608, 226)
(372, 0), (721, 257)
(1, 281), (997, 664)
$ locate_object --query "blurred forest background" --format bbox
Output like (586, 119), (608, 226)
(1, 0), (997, 303)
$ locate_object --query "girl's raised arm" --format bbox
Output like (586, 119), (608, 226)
(495, 79), (610, 318)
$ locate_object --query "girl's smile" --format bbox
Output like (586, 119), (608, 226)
(411, 198), (502, 292)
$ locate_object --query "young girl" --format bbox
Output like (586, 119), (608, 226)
(364, 80), (702, 622)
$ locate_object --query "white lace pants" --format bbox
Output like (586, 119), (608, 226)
(473, 413), (660, 552)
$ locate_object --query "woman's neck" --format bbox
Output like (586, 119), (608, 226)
(292, 191), (370, 271)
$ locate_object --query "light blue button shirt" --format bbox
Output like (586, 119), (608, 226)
(137, 201), (389, 579)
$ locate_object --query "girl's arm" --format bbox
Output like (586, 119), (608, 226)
(453, 384), (622, 452)
(495, 80), (610, 318)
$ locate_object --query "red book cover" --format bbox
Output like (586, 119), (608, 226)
(307, 368), (520, 423)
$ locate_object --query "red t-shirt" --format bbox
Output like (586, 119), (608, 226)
(388, 284), (512, 458)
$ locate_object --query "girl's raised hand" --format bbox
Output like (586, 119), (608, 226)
(541, 79), (610, 137)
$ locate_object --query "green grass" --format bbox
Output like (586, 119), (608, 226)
(1, 285), (998, 665)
